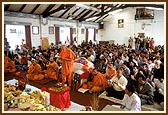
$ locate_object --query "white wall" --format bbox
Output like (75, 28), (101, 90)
(5, 7), (164, 48)
(101, 7), (165, 46)
(4, 16), (42, 47)
(4, 13), (99, 48)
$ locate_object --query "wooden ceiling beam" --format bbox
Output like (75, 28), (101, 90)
(66, 8), (79, 19)
(78, 4), (100, 21)
(58, 5), (75, 18)
(43, 5), (64, 18)
(42, 4), (56, 16)
(84, 4), (109, 22)
(96, 14), (109, 23)
(18, 4), (26, 12)
(30, 4), (40, 14)
(4, 4), (11, 11)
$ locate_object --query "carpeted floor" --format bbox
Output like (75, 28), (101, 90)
(4, 70), (117, 111)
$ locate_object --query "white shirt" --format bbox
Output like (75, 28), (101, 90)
(27, 60), (31, 67)
(122, 93), (141, 111)
(109, 53), (113, 59)
(110, 75), (128, 91)
(99, 54), (104, 59)
(90, 55), (95, 62)
(132, 59), (139, 66)
(121, 55), (129, 62)
(154, 59), (162, 64)
(148, 63), (155, 71)
(74, 41), (78, 47)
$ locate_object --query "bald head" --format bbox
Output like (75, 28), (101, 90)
(61, 44), (66, 51)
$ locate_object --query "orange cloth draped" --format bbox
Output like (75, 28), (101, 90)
(26, 63), (44, 81)
(49, 88), (70, 110)
(60, 48), (76, 85)
(88, 72), (108, 92)
(44, 61), (59, 80)
(4, 56), (17, 73)
(105, 68), (116, 79)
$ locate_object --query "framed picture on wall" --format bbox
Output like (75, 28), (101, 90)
(49, 26), (54, 34)
(32, 26), (39, 35)
(73, 28), (76, 34)
(81, 28), (85, 34)
(118, 19), (124, 28)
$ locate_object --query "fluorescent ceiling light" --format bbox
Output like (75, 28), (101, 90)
(104, 7), (111, 12)
(68, 17), (73, 20)
(85, 16), (98, 21)
(145, 7), (163, 10)
(95, 14), (109, 23)
(108, 9), (122, 15)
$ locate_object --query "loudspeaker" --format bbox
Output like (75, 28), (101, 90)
(99, 23), (104, 29)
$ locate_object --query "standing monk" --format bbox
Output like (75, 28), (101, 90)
(44, 57), (59, 80)
(59, 45), (76, 87)
(26, 59), (44, 81)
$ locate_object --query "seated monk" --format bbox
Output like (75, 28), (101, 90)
(4, 57), (17, 73)
(44, 57), (59, 80)
(26, 59), (44, 81)
(74, 57), (94, 73)
(20, 54), (28, 70)
(86, 69), (108, 93)
(4, 53), (9, 72)
(104, 62), (116, 80)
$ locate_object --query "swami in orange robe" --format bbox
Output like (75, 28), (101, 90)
(4, 54), (9, 71)
(4, 57), (17, 73)
(87, 69), (108, 93)
(44, 57), (59, 80)
(26, 60), (44, 81)
(104, 62), (116, 80)
(20, 55), (28, 65)
(59, 45), (76, 86)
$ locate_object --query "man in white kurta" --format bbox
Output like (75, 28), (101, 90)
(106, 68), (128, 100)
(112, 85), (141, 111)
(121, 91), (141, 111)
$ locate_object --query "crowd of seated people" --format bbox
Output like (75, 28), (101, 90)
(4, 38), (164, 107)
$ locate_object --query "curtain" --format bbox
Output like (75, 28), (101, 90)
(25, 25), (32, 49)
(93, 29), (97, 41)
(55, 27), (60, 45)
(85, 28), (88, 43)
(70, 28), (73, 45)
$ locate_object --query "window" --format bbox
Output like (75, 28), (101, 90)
(59, 27), (70, 45)
(5, 25), (26, 50)
(88, 28), (94, 42)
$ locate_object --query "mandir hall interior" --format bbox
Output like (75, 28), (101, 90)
(3, 3), (165, 110)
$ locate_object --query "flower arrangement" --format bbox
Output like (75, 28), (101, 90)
(41, 87), (47, 92)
